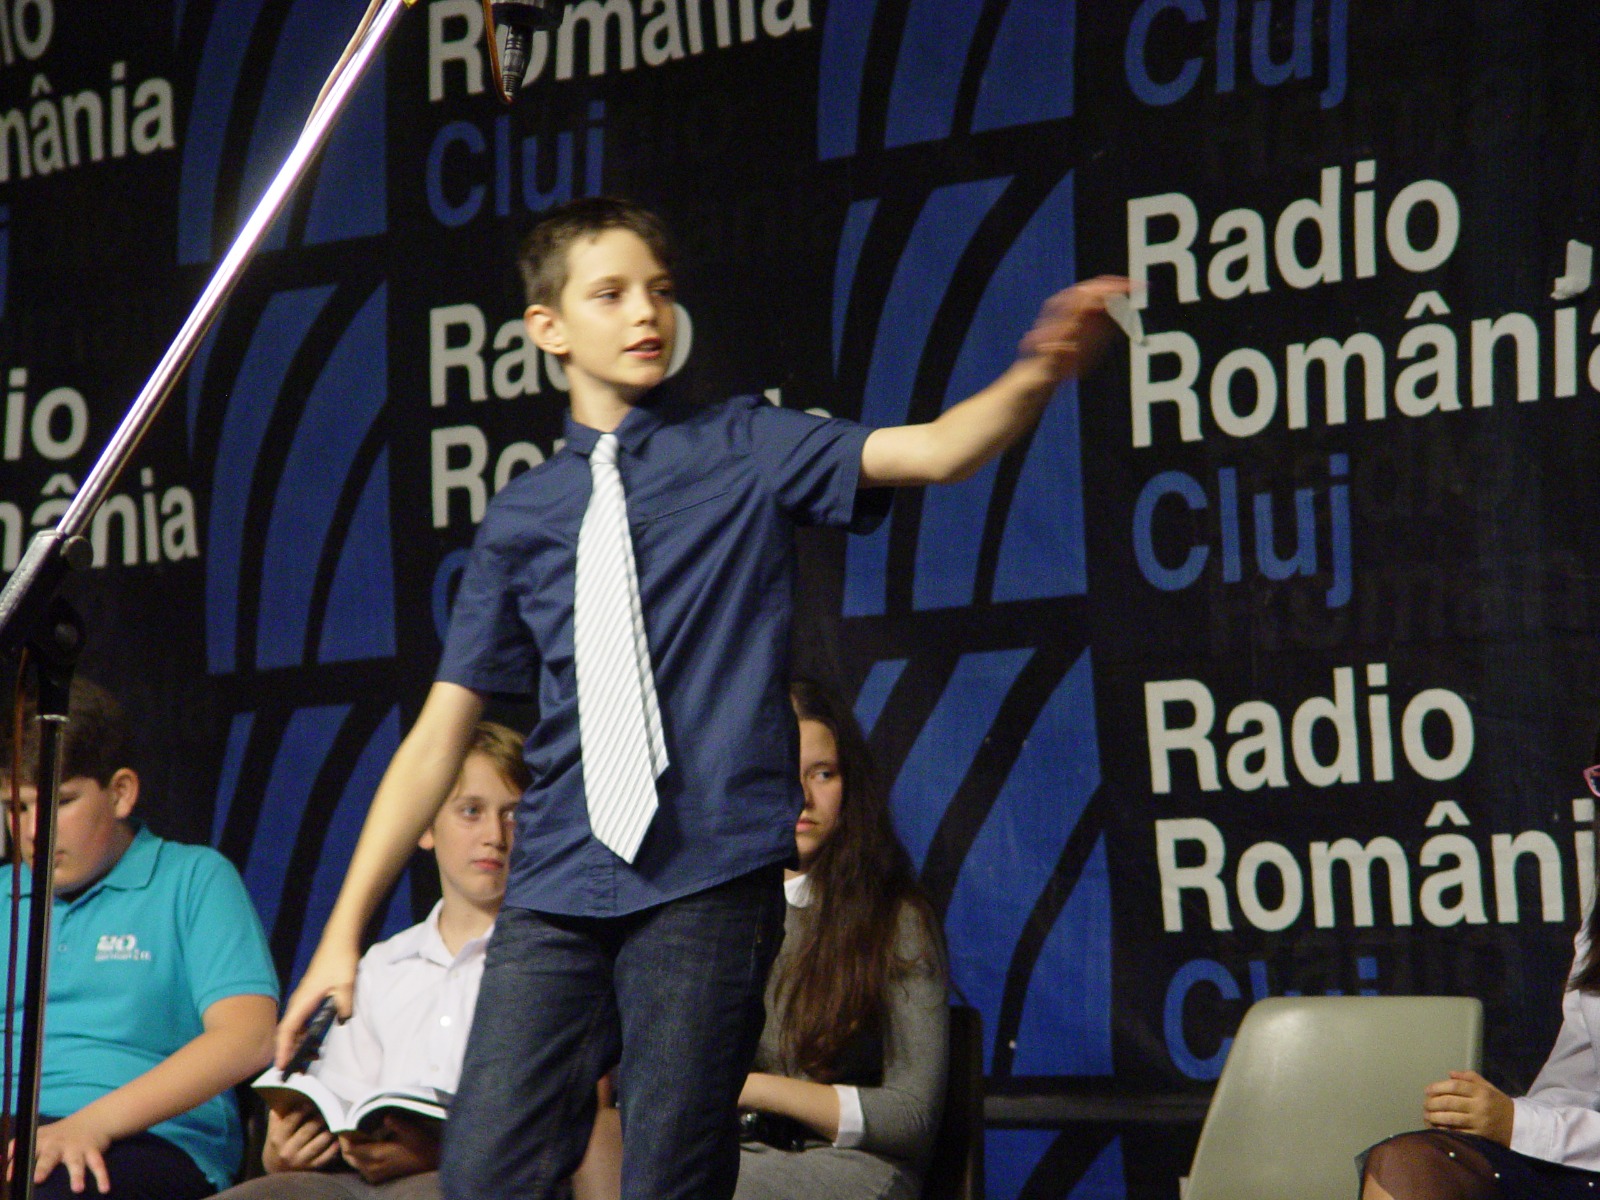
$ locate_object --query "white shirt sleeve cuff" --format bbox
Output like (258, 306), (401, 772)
(833, 1084), (865, 1148)
(1510, 1097), (1557, 1161)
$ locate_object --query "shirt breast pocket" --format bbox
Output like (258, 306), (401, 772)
(630, 477), (733, 529)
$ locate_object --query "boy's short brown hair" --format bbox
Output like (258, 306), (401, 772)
(469, 721), (531, 793)
(1, 677), (129, 787)
(518, 197), (675, 309)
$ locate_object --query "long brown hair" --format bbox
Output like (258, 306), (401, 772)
(777, 678), (941, 1081)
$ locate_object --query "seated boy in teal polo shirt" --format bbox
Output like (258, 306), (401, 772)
(2, 678), (280, 1200)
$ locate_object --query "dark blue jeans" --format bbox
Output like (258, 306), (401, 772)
(440, 865), (786, 1200)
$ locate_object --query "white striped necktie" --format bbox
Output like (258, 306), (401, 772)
(573, 432), (667, 862)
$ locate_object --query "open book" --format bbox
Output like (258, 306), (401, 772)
(253, 1067), (450, 1135)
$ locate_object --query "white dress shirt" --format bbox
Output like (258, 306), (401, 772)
(311, 902), (492, 1104)
(783, 873), (866, 1148)
(1511, 929), (1600, 1168)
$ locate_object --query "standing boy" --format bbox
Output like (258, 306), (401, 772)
(2, 678), (279, 1200)
(278, 197), (1124, 1200)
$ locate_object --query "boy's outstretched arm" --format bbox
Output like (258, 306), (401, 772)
(860, 277), (1128, 487)
(275, 681), (486, 1068)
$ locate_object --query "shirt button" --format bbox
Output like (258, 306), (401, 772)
(440, 1015), (452, 1027)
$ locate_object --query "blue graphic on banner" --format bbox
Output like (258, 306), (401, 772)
(303, 53), (386, 244)
(207, 286), (335, 673)
(986, 1130), (1056, 1200)
(186, 324), (223, 451)
(817, 0), (879, 160)
(889, 648), (1031, 869)
(248, 0), (386, 250)
(944, 651), (1105, 1069)
(974, 0), (1077, 131)
(832, 200), (877, 371)
(1068, 1139), (1127, 1200)
(885, 0), (986, 148)
(320, 448), (397, 663)
(210, 711), (256, 848)
(180, 0), (379, 262)
(844, 178), (1010, 617)
(293, 707), (402, 977)
(245, 704), (350, 933)
(914, 173), (1080, 609)
(854, 659), (907, 734)
(180, 0), (268, 264)
(1015, 836), (1112, 1074)
(994, 175), (1086, 602)
(258, 284), (388, 669)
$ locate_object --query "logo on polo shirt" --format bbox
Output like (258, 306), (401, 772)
(95, 934), (150, 962)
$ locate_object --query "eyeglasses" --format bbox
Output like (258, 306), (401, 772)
(1584, 764), (1600, 799)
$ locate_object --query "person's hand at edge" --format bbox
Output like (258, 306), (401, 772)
(32, 1111), (116, 1194)
(1422, 1070), (1515, 1146)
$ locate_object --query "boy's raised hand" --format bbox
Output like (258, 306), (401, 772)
(1018, 277), (1132, 384)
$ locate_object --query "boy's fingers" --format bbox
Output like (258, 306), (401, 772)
(311, 1138), (342, 1169)
(88, 1150), (110, 1195)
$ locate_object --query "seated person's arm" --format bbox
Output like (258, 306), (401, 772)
(859, 278), (1126, 487)
(261, 1098), (341, 1173)
(278, 682), (487, 1066)
(843, 916), (949, 1159)
(35, 992), (278, 1193)
(739, 1074), (842, 1143)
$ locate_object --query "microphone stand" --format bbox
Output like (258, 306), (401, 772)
(0, 1), (415, 1193)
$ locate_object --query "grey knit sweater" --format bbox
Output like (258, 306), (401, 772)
(736, 898), (950, 1200)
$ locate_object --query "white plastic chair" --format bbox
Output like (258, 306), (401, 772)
(1184, 995), (1484, 1200)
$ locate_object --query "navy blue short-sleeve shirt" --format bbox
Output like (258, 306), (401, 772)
(438, 392), (890, 917)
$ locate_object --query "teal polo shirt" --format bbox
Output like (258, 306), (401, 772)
(3, 823), (278, 1188)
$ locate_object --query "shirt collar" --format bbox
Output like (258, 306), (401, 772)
(36, 822), (158, 908)
(97, 823), (160, 892)
(382, 900), (494, 968)
(784, 872), (813, 909)
(563, 388), (674, 459)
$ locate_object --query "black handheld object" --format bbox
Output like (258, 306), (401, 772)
(738, 1110), (810, 1152)
(283, 996), (338, 1077)
(491, 0), (570, 93)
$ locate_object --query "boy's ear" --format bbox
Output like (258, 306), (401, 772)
(109, 768), (139, 820)
(525, 304), (567, 356)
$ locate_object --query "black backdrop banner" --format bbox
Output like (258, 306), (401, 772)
(5, 2), (1600, 1196)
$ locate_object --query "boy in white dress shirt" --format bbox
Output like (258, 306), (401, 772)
(218, 723), (529, 1199)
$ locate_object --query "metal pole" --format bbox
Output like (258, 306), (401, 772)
(11, 666), (71, 1200)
